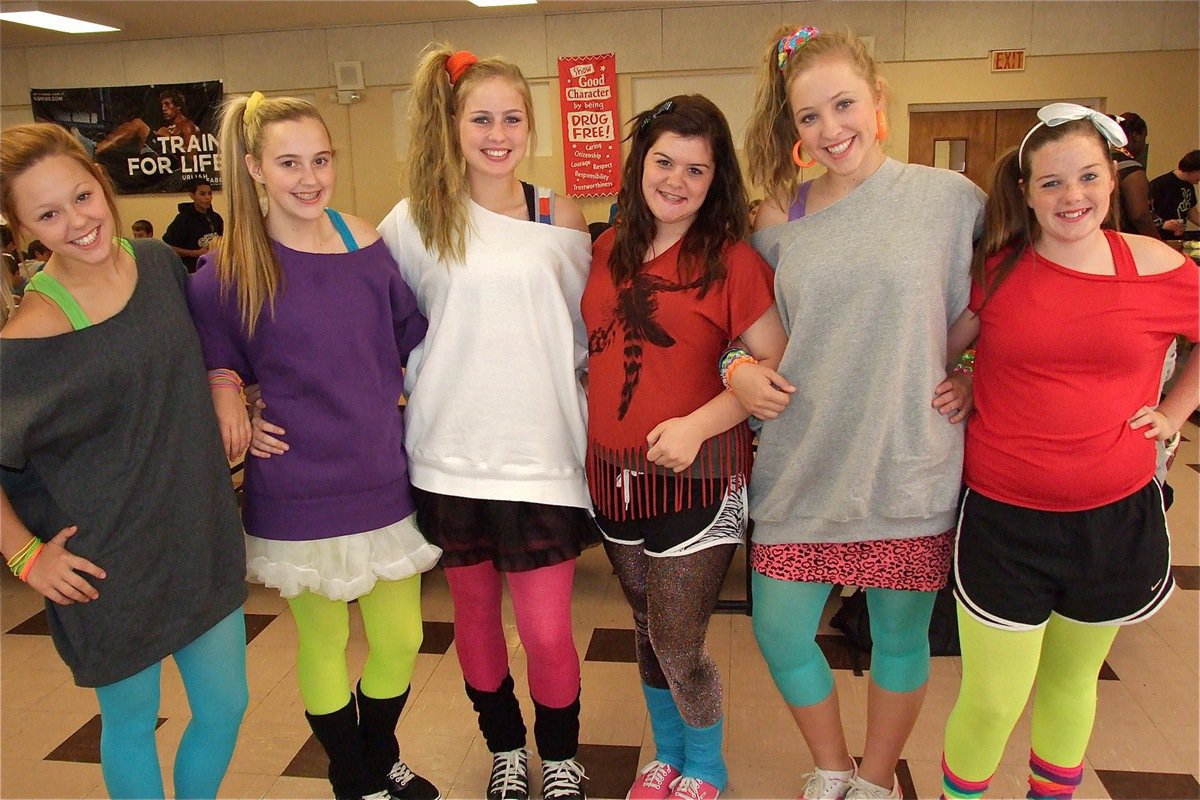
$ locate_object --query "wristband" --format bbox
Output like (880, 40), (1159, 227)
(723, 355), (758, 389)
(951, 348), (976, 376)
(19, 544), (44, 582)
(718, 346), (750, 375)
(10, 537), (44, 581)
(208, 368), (244, 390)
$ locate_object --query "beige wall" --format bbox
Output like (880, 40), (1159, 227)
(2, 1), (1196, 232)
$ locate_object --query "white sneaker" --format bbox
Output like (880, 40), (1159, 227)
(844, 774), (899, 799)
(801, 765), (857, 800)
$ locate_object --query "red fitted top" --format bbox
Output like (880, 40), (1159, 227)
(965, 230), (1198, 511)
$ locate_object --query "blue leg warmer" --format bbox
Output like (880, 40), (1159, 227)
(682, 717), (728, 790)
(643, 683), (685, 769)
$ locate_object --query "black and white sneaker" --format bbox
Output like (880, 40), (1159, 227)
(487, 748), (530, 800)
(542, 758), (587, 800)
(385, 761), (441, 800)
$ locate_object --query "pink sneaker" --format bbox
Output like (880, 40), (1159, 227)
(668, 777), (720, 800)
(627, 761), (682, 800)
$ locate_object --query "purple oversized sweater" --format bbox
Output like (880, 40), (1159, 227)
(186, 239), (427, 541)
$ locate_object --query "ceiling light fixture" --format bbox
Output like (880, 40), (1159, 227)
(0, 2), (120, 33)
(469, 0), (537, 7)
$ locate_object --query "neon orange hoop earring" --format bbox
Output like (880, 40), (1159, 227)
(792, 140), (816, 168)
(876, 109), (889, 141)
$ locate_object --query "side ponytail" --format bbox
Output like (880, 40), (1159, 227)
(405, 44), (470, 263)
(404, 42), (535, 263)
(971, 147), (1029, 296)
(745, 25), (801, 207)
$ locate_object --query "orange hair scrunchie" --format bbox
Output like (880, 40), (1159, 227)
(446, 51), (478, 86)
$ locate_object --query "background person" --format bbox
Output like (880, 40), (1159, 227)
(1150, 149), (1200, 240)
(164, 176), (223, 272)
(1, 223), (22, 295)
(20, 238), (50, 280)
(1111, 111), (1159, 239)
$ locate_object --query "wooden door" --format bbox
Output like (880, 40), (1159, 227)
(908, 109), (996, 188)
(994, 107), (1043, 161)
(909, 106), (1047, 190)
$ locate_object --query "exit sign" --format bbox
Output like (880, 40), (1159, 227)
(991, 49), (1026, 72)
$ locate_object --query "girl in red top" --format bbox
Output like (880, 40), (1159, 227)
(583, 95), (788, 800)
(938, 104), (1199, 800)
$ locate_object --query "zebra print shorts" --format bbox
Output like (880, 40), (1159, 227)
(594, 474), (747, 557)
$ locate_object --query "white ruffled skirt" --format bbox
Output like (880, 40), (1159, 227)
(246, 514), (442, 602)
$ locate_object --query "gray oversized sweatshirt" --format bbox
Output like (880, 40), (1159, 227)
(748, 158), (985, 545)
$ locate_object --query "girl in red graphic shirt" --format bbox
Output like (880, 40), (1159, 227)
(583, 94), (788, 800)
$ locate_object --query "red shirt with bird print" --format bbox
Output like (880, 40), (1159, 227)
(583, 227), (775, 518)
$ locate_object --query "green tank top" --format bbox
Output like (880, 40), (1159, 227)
(24, 239), (134, 331)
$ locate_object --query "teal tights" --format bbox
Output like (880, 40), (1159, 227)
(94, 608), (248, 799)
(752, 573), (936, 706)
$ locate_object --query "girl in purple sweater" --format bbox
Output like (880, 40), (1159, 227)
(186, 93), (441, 800)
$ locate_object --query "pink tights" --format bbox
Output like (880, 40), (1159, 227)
(444, 559), (580, 708)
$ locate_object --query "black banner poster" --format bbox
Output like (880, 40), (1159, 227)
(30, 81), (223, 195)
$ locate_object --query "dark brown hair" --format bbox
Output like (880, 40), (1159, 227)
(609, 95), (748, 295)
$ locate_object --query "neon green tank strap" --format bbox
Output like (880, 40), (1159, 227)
(116, 237), (134, 258)
(24, 272), (92, 330)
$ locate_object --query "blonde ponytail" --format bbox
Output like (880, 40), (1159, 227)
(404, 42), (535, 263)
(216, 94), (329, 336)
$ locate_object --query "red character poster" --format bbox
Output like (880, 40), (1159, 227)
(557, 54), (620, 197)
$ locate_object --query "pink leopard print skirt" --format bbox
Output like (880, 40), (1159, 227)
(750, 529), (953, 591)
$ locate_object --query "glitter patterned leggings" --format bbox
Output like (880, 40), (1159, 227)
(604, 539), (736, 728)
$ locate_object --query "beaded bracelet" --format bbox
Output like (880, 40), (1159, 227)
(951, 348), (976, 376)
(718, 346), (750, 376)
(8, 535), (44, 579)
(723, 355), (758, 389)
(208, 368), (244, 390)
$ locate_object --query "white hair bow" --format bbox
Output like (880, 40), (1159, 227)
(1017, 102), (1128, 170)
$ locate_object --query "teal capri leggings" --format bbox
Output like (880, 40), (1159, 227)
(751, 572), (935, 707)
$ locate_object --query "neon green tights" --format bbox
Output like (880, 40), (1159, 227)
(287, 575), (424, 714)
(941, 604), (1118, 796)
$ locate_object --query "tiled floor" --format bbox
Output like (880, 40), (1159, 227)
(3, 423), (1198, 799)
